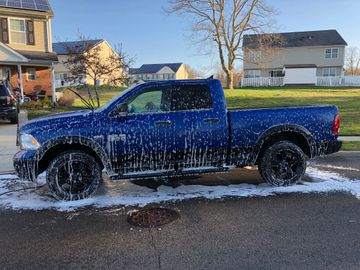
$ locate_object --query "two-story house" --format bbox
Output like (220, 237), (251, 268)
(129, 63), (189, 83)
(0, 0), (57, 100)
(242, 30), (347, 85)
(52, 39), (122, 87)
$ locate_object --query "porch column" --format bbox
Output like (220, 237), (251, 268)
(51, 66), (56, 105)
(17, 64), (24, 99)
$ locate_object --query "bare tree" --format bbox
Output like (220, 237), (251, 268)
(185, 64), (201, 78)
(62, 36), (133, 109)
(215, 65), (242, 87)
(345, 47), (360, 76)
(168, 0), (277, 89)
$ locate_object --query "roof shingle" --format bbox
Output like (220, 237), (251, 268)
(131, 63), (183, 74)
(243, 30), (347, 49)
(52, 40), (104, 55)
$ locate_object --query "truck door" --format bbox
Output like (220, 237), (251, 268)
(108, 85), (175, 175)
(169, 83), (228, 169)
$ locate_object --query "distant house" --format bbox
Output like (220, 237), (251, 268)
(242, 30), (348, 85)
(52, 39), (120, 87)
(130, 63), (189, 82)
(0, 0), (58, 100)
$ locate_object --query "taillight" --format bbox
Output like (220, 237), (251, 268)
(332, 114), (341, 135)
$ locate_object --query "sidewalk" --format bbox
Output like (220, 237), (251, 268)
(0, 110), (27, 173)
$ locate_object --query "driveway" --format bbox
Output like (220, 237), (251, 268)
(0, 111), (27, 173)
(0, 120), (18, 173)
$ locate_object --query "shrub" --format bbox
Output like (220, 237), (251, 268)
(57, 89), (77, 106)
(20, 99), (53, 109)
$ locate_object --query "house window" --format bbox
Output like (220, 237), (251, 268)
(245, 70), (261, 78)
(60, 73), (68, 81)
(269, 70), (284, 77)
(27, 68), (36, 80)
(248, 51), (261, 62)
(323, 67), (336, 77)
(9, 19), (26, 44)
(325, 48), (339, 59)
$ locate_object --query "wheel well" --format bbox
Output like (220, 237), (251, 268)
(256, 131), (311, 163)
(38, 143), (104, 174)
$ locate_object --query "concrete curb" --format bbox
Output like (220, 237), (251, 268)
(340, 136), (360, 142)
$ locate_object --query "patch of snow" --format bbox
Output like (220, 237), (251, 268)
(310, 164), (360, 172)
(0, 166), (359, 212)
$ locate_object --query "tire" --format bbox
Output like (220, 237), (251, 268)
(46, 151), (102, 201)
(10, 116), (18, 124)
(258, 141), (306, 187)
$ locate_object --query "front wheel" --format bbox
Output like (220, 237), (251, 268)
(258, 141), (306, 187)
(46, 151), (102, 201)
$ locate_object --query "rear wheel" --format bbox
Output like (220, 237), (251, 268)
(46, 151), (102, 201)
(258, 141), (306, 186)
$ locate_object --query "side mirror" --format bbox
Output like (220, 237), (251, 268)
(111, 103), (128, 118)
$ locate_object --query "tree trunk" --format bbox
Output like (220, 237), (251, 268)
(93, 78), (100, 108)
(226, 70), (234, 89)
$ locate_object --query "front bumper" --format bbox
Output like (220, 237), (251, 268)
(13, 150), (38, 181)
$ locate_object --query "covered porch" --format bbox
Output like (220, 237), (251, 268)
(0, 43), (58, 102)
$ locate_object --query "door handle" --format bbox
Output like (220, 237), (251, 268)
(155, 120), (172, 126)
(204, 118), (220, 124)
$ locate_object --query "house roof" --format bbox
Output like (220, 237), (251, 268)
(131, 63), (183, 74)
(243, 30), (348, 49)
(0, 0), (53, 14)
(16, 50), (58, 63)
(52, 39), (104, 55)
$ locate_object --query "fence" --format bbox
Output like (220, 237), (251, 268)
(317, 76), (360, 86)
(241, 77), (284, 87)
(241, 76), (360, 87)
(55, 79), (85, 89)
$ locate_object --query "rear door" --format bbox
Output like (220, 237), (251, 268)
(170, 83), (228, 169)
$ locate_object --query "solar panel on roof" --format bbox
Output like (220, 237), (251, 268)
(0, 0), (51, 11)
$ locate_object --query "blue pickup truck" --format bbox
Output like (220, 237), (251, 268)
(14, 78), (342, 200)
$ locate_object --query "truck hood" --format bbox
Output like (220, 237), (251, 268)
(20, 110), (93, 134)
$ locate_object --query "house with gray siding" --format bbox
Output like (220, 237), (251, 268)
(242, 30), (348, 86)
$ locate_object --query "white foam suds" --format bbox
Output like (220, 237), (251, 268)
(0, 166), (359, 211)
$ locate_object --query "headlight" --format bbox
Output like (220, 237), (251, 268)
(20, 134), (41, 150)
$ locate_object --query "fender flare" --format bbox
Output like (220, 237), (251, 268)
(36, 136), (114, 175)
(253, 124), (317, 161)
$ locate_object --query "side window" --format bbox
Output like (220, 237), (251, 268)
(128, 87), (171, 114)
(171, 84), (212, 111)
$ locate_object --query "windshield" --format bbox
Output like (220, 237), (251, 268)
(96, 83), (141, 112)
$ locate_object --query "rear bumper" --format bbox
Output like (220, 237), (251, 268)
(317, 140), (342, 156)
(13, 150), (38, 182)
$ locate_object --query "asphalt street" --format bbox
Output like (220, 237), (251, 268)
(0, 152), (359, 270)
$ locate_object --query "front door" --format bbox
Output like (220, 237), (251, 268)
(108, 85), (175, 175)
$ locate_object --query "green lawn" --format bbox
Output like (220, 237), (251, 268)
(27, 86), (360, 137)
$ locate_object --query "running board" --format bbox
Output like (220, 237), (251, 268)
(111, 166), (230, 180)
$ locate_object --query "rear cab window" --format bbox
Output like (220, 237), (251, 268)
(171, 84), (212, 111)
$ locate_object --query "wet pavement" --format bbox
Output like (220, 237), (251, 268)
(0, 152), (359, 269)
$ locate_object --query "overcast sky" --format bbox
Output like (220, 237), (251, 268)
(50, 0), (360, 73)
